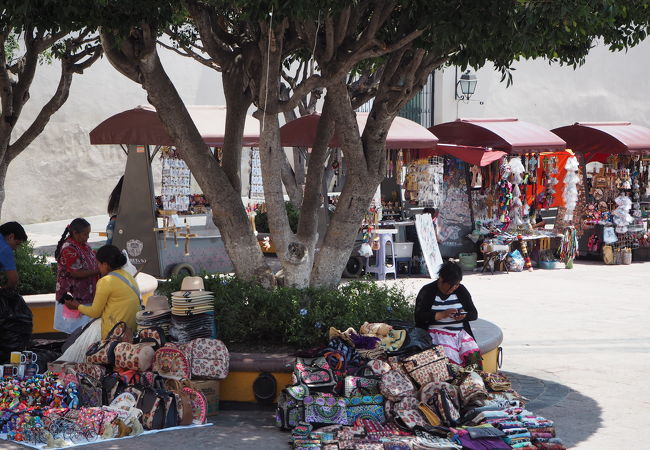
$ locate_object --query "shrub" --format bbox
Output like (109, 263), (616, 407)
(254, 202), (300, 234)
(0, 240), (57, 295)
(157, 275), (414, 349)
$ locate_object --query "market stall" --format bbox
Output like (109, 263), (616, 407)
(90, 105), (260, 277)
(551, 122), (650, 262)
(423, 118), (570, 269)
(279, 112), (439, 279)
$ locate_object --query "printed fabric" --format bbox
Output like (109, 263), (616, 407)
(56, 236), (99, 305)
(428, 328), (482, 369)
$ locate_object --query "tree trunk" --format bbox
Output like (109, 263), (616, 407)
(0, 158), (8, 219)
(221, 70), (251, 195)
(101, 30), (275, 285)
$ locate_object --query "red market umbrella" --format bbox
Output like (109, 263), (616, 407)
(417, 144), (507, 166)
(279, 112), (438, 149)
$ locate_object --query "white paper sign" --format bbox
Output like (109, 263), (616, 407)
(415, 213), (443, 279)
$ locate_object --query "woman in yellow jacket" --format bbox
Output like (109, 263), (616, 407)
(59, 245), (141, 362)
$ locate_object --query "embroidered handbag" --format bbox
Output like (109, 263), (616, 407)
(345, 394), (385, 424)
(183, 338), (229, 379)
(367, 359), (391, 376)
(275, 384), (309, 430)
(85, 340), (119, 366)
(136, 327), (167, 349)
(114, 342), (155, 372)
(162, 379), (194, 426)
(303, 393), (348, 426)
(106, 321), (134, 343)
(73, 363), (107, 381)
(458, 371), (489, 407)
(344, 376), (380, 397)
(77, 407), (106, 436)
(76, 373), (103, 407)
(182, 386), (207, 424)
(153, 347), (191, 380)
(380, 370), (417, 402)
(293, 357), (337, 391)
(420, 382), (461, 427)
(401, 347), (452, 386)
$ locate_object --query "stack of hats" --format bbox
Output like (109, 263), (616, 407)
(136, 295), (172, 334)
(170, 276), (217, 342)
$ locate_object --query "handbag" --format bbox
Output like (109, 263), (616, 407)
(466, 426), (506, 439)
(380, 369), (417, 402)
(293, 357), (337, 391)
(303, 393), (348, 426)
(72, 363), (107, 381)
(420, 382), (461, 427)
(402, 347), (452, 386)
(458, 371), (489, 407)
(345, 394), (385, 424)
(173, 338), (229, 380)
(76, 373), (103, 407)
(344, 376), (380, 397)
(136, 327), (167, 350)
(114, 342), (155, 372)
(85, 340), (119, 366)
(105, 321), (134, 343)
(163, 379), (195, 426)
(152, 346), (191, 380)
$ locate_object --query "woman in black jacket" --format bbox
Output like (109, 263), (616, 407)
(414, 261), (481, 368)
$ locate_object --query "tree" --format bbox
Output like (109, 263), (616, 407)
(0, 3), (102, 216)
(96, 0), (650, 288)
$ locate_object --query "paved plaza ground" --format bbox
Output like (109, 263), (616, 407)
(5, 253), (649, 449)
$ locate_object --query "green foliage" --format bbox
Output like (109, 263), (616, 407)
(0, 241), (56, 295)
(157, 274), (414, 349)
(254, 201), (299, 234)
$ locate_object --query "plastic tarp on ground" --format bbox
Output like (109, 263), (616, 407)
(89, 105), (260, 147)
(279, 112), (438, 149)
(416, 144), (506, 166)
(430, 118), (566, 154)
(551, 121), (650, 161)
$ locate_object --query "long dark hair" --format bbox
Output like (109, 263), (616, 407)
(107, 176), (124, 216)
(55, 218), (90, 260)
(96, 245), (127, 270)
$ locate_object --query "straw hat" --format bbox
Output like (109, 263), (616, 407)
(171, 276), (213, 297)
(136, 295), (171, 321)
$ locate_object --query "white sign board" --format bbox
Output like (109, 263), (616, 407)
(415, 213), (443, 279)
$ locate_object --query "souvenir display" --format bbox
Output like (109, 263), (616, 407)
(160, 147), (192, 212)
(276, 321), (565, 449)
(169, 277), (216, 342)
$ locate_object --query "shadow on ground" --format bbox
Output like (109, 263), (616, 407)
(505, 371), (602, 448)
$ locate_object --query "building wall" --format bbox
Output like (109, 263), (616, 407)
(3, 47), (225, 224)
(435, 39), (650, 129)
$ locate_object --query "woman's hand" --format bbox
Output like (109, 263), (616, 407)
(64, 299), (80, 310)
(435, 309), (458, 320)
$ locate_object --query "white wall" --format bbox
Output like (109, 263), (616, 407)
(436, 39), (650, 129)
(3, 46), (225, 224)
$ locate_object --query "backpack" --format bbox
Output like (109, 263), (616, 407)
(137, 385), (166, 430)
(275, 384), (309, 430)
(173, 338), (229, 379)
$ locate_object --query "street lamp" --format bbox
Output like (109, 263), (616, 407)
(455, 70), (477, 102)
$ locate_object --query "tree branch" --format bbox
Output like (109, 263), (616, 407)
(158, 36), (218, 70)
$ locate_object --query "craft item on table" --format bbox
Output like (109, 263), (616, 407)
(508, 158), (526, 226)
(517, 235), (533, 272)
(562, 156), (580, 221)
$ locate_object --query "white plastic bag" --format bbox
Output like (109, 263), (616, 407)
(359, 243), (373, 258)
(121, 249), (138, 276)
(603, 227), (618, 244)
(53, 301), (91, 334)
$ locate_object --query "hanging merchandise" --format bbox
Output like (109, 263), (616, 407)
(562, 156), (580, 221)
(612, 194), (633, 234)
(508, 158), (525, 226)
(560, 227), (579, 268)
(160, 147), (192, 212)
(497, 163), (513, 228)
(249, 148), (265, 200)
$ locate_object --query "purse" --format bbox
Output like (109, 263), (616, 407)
(114, 342), (155, 372)
(420, 382), (461, 427)
(402, 347), (452, 386)
(275, 384), (309, 430)
(344, 376), (380, 397)
(293, 357), (337, 391)
(163, 379), (195, 426)
(303, 393), (348, 426)
(76, 373), (103, 407)
(345, 394), (385, 424)
(136, 327), (167, 350)
(85, 340), (119, 366)
(380, 369), (417, 402)
(458, 371), (489, 407)
(72, 363), (107, 381)
(153, 347), (191, 380)
(106, 321), (134, 343)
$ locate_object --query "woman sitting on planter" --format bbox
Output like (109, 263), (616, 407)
(414, 260), (482, 368)
(58, 245), (141, 362)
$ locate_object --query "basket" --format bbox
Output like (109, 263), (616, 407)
(539, 260), (559, 269)
(459, 252), (477, 270)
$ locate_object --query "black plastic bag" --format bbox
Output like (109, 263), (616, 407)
(384, 319), (433, 357)
(0, 288), (33, 362)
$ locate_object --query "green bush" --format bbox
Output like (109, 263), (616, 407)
(0, 240), (57, 295)
(157, 275), (414, 349)
(254, 202), (300, 234)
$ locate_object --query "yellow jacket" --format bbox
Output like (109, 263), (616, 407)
(78, 269), (141, 339)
